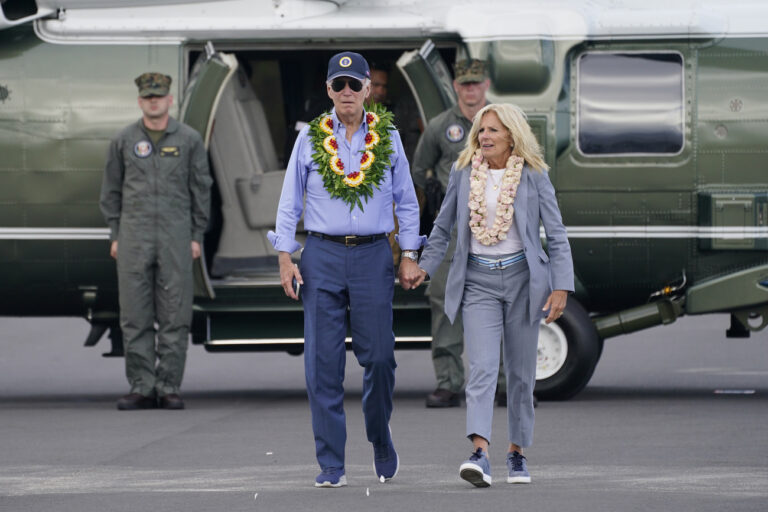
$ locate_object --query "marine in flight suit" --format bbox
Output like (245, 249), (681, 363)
(100, 72), (212, 410)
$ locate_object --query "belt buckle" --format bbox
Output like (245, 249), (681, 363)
(345, 235), (356, 247)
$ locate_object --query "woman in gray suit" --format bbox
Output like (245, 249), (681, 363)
(406, 103), (573, 487)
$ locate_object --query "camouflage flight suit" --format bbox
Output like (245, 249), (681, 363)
(100, 117), (212, 398)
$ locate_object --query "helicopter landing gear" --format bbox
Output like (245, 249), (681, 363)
(534, 299), (601, 401)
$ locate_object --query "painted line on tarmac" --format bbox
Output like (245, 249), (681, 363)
(677, 367), (768, 376)
(2, 464), (767, 498)
(536, 465), (768, 498)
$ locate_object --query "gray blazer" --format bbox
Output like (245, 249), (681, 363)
(418, 163), (574, 325)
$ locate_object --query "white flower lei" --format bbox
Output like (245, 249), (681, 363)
(468, 149), (524, 246)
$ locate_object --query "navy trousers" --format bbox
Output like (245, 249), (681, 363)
(300, 235), (397, 471)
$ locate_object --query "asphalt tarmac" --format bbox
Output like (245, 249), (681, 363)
(1, 314), (767, 512)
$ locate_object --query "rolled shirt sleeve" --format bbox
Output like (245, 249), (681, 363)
(267, 126), (308, 255)
(390, 130), (425, 250)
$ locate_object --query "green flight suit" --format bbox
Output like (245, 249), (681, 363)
(100, 117), (212, 397)
(413, 104), (503, 394)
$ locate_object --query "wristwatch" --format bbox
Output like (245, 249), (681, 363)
(401, 250), (419, 262)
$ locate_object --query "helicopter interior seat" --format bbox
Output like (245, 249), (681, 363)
(208, 65), (304, 278)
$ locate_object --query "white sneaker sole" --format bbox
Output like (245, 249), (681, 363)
(373, 425), (399, 482)
(315, 475), (347, 488)
(373, 453), (399, 482)
(507, 475), (532, 484)
(459, 462), (492, 487)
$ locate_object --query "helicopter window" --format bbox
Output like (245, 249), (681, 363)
(1, 0), (38, 21)
(577, 52), (684, 156)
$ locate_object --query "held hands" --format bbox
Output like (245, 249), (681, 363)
(543, 290), (568, 324)
(398, 259), (427, 290)
(279, 251), (303, 300)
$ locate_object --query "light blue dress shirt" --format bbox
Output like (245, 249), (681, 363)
(268, 108), (425, 254)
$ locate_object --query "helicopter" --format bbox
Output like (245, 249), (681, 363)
(1, 0), (767, 399)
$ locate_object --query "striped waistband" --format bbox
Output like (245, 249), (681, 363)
(468, 251), (526, 270)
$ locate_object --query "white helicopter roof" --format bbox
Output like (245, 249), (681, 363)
(6, 0), (768, 43)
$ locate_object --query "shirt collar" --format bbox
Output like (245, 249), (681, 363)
(136, 116), (180, 136)
(330, 107), (369, 137)
(165, 117), (180, 134)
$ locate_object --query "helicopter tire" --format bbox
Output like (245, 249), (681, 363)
(534, 298), (602, 401)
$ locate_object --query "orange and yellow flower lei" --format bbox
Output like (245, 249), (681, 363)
(309, 103), (394, 211)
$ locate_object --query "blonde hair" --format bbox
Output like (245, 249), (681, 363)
(456, 103), (548, 172)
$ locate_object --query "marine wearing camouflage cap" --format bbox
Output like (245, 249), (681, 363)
(454, 59), (488, 84)
(102, 72), (211, 411)
(134, 72), (172, 97)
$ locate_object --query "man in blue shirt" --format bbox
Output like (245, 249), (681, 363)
(268, 51), (424, 488)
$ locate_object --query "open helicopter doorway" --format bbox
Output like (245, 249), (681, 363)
(187, 44), (457, 288)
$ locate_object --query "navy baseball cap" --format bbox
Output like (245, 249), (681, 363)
(327, 51), (370, 82)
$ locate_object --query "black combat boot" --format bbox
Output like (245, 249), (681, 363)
(158, 393), (185, 410)
(116, 393), (156, 410)
(426, 388), (460, 408)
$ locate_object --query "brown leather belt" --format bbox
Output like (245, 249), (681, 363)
(308, 231), (387, 247)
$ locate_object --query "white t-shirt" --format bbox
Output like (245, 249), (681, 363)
(469, 168), (524, 256)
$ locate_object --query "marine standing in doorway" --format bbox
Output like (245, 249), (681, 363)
(100, 73), (212, 411)
(412, 59), (492, 408)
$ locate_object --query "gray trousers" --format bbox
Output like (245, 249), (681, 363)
(462, 256), (539, 448)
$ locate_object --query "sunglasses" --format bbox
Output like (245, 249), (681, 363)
(330, 77), (364, 93)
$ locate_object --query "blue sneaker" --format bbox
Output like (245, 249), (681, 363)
(373, 437), (399, 482)
(314, 468), (347, 488)
(506, 451), (531, 484)
(459, 448), (492, 487)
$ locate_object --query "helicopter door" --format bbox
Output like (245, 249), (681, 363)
(397, 39), (457, 125)
(179, 42), (239, 299)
